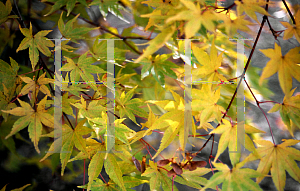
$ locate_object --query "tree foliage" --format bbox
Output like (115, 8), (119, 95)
(0, 0), (300, 190)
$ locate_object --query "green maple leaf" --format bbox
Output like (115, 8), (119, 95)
(142, 160), (178, 191)
(43, 0), (88, 16)
(60, 51), (106, 90)
(210, 119), (265, 167)
(200, 162), (263, 191)
(116, 86), (148, 125)
(268, 88), (300, 136)
(244, 139), (300, 191)
(81, 176), (148, 191)
(71, 96), (106, 119)
(62, 92), (77, 117)
(140, 54), (178, 85)
(16, 23), (54, 71)
(259, 43), (300, 95)
(0, 58), (21, 121)
(2, 96), (54, 153)
(60, 119), (93, 175)
(0, 0), (18, 24)
(174, 168), (211, 189)
(58, 12), (99, 43)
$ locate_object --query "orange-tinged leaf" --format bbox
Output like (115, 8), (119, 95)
(16, 23), (54, 71)
(244, 139), (300, 191)
(19, 72), (54, 97)
(259, 43), (300, 94)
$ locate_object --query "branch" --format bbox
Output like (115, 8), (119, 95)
(282, 0), (296, 24)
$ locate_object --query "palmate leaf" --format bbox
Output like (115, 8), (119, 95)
(268, 88), (300, 136)
(0, 0), (18, 24)
(280, 10), (300, 43)
(116, 86), (148, 125)
(59, 119), (93, 175)
(140, 54), (178, 85)
(259, 44), (300, 95)
(60, 51), (106, 90)
(42, 0), (88, 16)
(58, 12), (99, 43)
(191, 39), (227, 82)
(200, 162), (263, 191)
(144, 90), (196, 159)
(19, 72), (54, 97)
(243, 139), (300, 191)
(134, 25), (176, 63)
(0, 58), (21, 121)
(166, 0), (217, 39)
(71, 96), (106, 119)
(174, 168), (211, 189)
(210, 119), (265, 167)
(81, 176), (148, 191)
(142, 160), (178, 191)
(62, 92), (77, 117)
(16, 23), (54, 71)
(2, 96), (54, 153)
(235, 0), (270, 23)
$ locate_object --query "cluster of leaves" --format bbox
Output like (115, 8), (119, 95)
(0, 0), (300, 191)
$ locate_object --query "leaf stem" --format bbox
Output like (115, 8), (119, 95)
(244, 79), (276, 145)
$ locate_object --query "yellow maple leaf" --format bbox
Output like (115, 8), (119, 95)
(259, 43), (300, 95)
(244, 139), (300, 191)
(280, 10), (300, 43)
(235, 0), (270, 23)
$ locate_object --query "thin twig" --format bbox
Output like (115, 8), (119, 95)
(282, 0), (296, 24)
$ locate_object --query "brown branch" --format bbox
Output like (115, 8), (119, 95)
(282, 0), (296, 24)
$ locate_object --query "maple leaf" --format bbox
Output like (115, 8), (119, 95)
(134, 25), (176, 63)
(140, 54), (178, 85)
(192, 84), (226, 127)
(174, 168), (211, 189)
(59, 119), (93, 175)
(116, 86), (148, 125)
(43, 0), (88, 16)
(259, 44), (300, 95)
(210, 119), (265, 166)
(2, 96), (54, 153)
(16, 23), (54, 71)
(58, 12), (99, 43)
(235, 0), (270, 23)
(192, 39), (227, 82)
(280, 10), (300, 43)
(243, 139), (300, 191)
(268, 88), (300, 136)
(218, 15), (252, 37)
(144, 90), (196, 159)
(82, 176), (148, 191)
(0, 0), (18, 24)
(62, 92), (77, 117)
(166, 0), (216, 39)
(0, 58), (21, 121)
(142, 160), (178, 191)
(88, 111), (136, 150)
(60, 51), (106, 90)
(200, 162), (263, 191)
(19, 72), (54, 98)
(71, 96), (106, 119)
